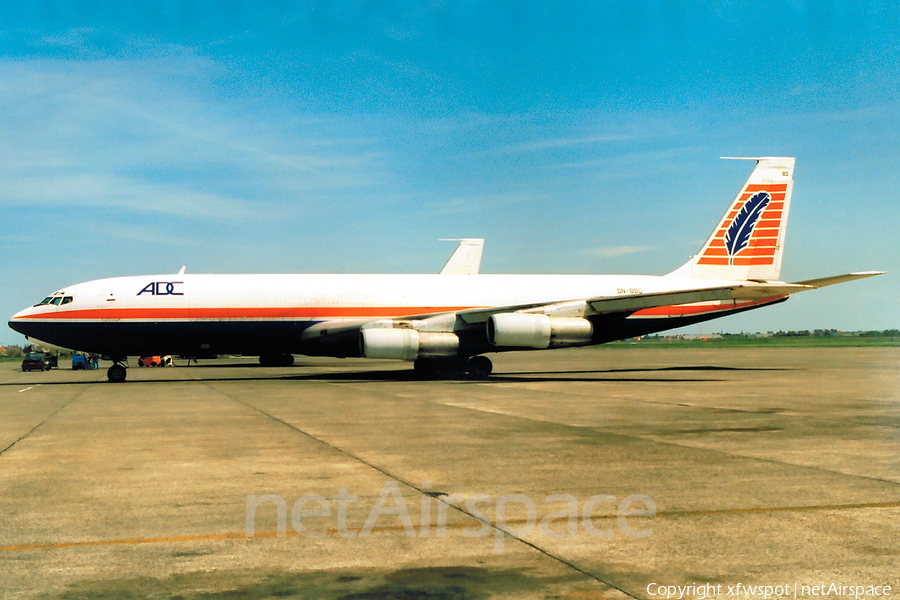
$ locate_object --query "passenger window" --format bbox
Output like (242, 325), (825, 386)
(61, 296), (73, 305)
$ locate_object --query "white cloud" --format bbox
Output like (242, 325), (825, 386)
(509, 134), (633, 152)
(0, 57), (391, 222)
(1, 172), (252, 221)
(435, 193), (534, 214)
(582, 245), (653, 258)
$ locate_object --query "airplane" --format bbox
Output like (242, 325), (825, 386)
(8, 157), (883, 383)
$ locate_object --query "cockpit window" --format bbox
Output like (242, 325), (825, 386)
(33, 293), (70, 307)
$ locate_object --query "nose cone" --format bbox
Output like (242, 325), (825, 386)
(9, 306), (42, 337)
(10, 306), (76, 352)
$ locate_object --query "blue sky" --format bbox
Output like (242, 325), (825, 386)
(2, 1), (898, 345)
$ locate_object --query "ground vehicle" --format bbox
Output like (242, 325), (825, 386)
(72, 353), (88, 369)
(138, 356), (162, 367)
(22, 352), (50, 371)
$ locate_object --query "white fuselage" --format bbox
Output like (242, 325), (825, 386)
(9, 272), (775, 359)
(13, 272), (733, 321)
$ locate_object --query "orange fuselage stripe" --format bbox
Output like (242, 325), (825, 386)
(13, 306), (478, 321)
(14, 298), (784, 323)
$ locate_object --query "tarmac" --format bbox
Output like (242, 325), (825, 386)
(0, 346), (898, 600)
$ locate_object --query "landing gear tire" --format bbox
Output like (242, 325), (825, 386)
(259, 353), (295, 367)
(413, 358), (462, 380)
(107, 364), (127, 383)
(413, 356), (493, 380)
(464, 355), (493, 380)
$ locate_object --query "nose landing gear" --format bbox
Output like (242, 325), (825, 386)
(107, 359), (128, 383)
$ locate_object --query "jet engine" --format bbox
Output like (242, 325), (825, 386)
(487, 313), (593, 349)
(360, 328), (460, 361)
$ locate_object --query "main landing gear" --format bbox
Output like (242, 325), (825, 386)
(413, 355), (493, 380)
(258, 353), (295, 367)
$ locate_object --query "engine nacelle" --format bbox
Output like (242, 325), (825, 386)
(360, 328), (459, 361)
(487, 313), (593, 349)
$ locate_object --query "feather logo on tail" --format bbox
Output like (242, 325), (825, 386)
(724, 191), (771, 265)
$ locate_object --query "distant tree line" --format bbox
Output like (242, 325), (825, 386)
(1, 345), (25, 358)
(857, 329), (900, 337)
(721, 329), (899, 338)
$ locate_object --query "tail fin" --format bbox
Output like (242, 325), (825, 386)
(439, 238), (484, 275)
(669, 157), (794, 281)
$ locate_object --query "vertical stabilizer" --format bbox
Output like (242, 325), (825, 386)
(669, 157), (794, 281)
(439, 239), (484, 275)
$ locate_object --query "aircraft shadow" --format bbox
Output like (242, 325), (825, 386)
(502, 365), (790, 375)
(279, 369), (731, 384)
(1, 364), (784, 386)
(2, 372), (722, 386)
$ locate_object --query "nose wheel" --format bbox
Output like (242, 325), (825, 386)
(107, 362), (128, 383)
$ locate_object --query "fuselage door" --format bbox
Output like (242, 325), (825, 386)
(99, 292), (118, 319)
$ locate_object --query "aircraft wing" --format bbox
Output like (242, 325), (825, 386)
(455, 282), (811, 323)
(299, 318), (376, 342)
(792, 271), (885, 288)
(585, 285), (782, 315)
(304, 272), (885, 341)
(458, 273), (886, 322)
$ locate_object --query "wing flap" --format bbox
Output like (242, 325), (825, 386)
(587, 287), (736, 315)
(586, 283), (820, 315)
